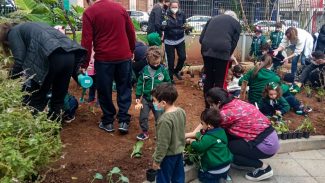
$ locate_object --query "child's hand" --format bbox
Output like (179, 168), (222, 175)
(186, 138), (195, 144)
(275, 110), (282, 116)
(152, 161), (160, 170)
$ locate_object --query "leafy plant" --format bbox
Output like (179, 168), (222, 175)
(184, 145), (202, 169)
(304, 85), (312, 96)
(0, 57), (62, 182)
(107, 167), (129, 183)
(272, 121), (289, 134)
(300, 118), (316, 133)
(316, 87), (325, 101)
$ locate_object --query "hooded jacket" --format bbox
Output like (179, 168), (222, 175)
(239, 68), (280, 104)
(191, 128), (233, 172)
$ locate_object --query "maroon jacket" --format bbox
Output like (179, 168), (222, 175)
(81, 0), (136, 68)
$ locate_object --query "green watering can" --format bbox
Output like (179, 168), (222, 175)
(78, 72), (93, 103)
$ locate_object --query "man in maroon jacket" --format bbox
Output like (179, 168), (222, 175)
(81, 0), (136, 134)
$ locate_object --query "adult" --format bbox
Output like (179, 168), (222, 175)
(162, 0), (186, 84)
(273, 27), (314, 76)
(81, 0), (136, 133)
(249, 26), (267, 61)
(147, 0), (170, 39)
(296, 51), (325, 87)
(239, 55), (281, 104)
(186, 87), (279, 181)
(0, 22), (86, 120)
(199, 10), (241, 107)
(315, 24), (325, 53)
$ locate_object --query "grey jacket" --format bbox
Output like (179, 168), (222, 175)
(7, 22), (87, 85)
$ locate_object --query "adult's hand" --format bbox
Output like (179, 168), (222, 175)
(281, 57), (289, 64)
(273, 50), (279, 57)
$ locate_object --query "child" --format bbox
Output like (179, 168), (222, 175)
(227, 64), (244, 97)
(258, 82), (290, 117)
(249, 26), (267, 62)
(261, 43), (284, 72)
(281, 73), (312, 115)
(151, 83), (186, 182)
(187, 108), (232, 183)
(135, 46), (171, 140)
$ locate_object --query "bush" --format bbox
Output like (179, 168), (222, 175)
(0, 58), (62, 182)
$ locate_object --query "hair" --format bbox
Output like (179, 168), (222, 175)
(200, 108), (222, 128)
(146, 46), (162, 65)
(262, 82), (282, 100)
(151, 83), (178, 105)
(261, 43), (271, 51)
(312, 51), (324, 60)
(285, 27), (298, 41)
(205, 87), (234, 109)
(224, 10), (239, 22)
(232, 64), (244, 74)
(252, 54), (273, 78)
(169, 0), (179, 5)
(275, 22), (282, 29)
(0, 22), (15, 56)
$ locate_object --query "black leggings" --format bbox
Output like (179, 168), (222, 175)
(228, 138), (273, 168)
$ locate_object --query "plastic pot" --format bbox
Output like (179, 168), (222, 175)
(287, 132), (293, 139)
(303, 131), (310, 138)
(277, 133), (281, 139)
(281, 133), (288, 140)
(296, 131), (303, 139)
(146, 169), (157, 182)
(292, 132), (297, 139)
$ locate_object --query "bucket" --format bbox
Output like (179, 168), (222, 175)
(78, 72), (93, 89)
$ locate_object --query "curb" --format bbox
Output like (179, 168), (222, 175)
(143, 135), (325, 183)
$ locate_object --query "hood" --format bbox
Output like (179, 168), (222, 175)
(254, 68), (276, 81)
(206, 128), (227, 142)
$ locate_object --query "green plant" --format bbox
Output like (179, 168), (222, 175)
(0, 58), (62, 182)
(272, 121), (289, 134)
(304, 85), (312, 95)
(107, 167), (129, 183)
(184, 145), (202, 169)
(300, 118), (316, 133)
(316, 87), (325, 100)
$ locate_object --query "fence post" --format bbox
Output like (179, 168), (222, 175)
(276, 0), (280, 22)
(241, 33), (246, 63)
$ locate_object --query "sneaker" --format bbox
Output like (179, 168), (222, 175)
(175, 72), (183, 80)
(136, 132), (149, 140)
(118, 122), (129, 133)
(245, 165), (273, 181)
(64, 115), (75, 123)
(99, 122), (115, 132)
(304, 106), (312, 113)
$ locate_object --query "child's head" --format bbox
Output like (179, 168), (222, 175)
(205, 87), (233, 109)
(232, 64), (244, 78)
(312, 51), (325, 65)
(275, 22), (283, 32)
(151, 83), (178, 109)
(146, 46), (163, 70)
(200, 108), (222, 130)
(252, 54), (273, 78)
(261, 43), (271, 55)
(283, 73), (294, 84)
(263, 82), (282, 100)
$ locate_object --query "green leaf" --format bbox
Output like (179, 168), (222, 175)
(110, 167), (121, 174)
(30, 4), (50, 14)
(42, 0), (58, 4)
(15, 0), (37, 12)
(120, 175), (129, 183)
(72, 5), (84, 14)
(93, 173), (103, 180)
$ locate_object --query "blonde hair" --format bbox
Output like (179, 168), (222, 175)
(146, 46), (162, 65)
(285, 27), (298, 42)
(224, 10), (239, 22)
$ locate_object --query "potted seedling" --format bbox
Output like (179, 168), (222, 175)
(183, 145), (201, 168)
(315, 87), (325, 102)
(271, 121), (282, 139)
(294, 123), (304, 139)
(301, 118), (315, 138)
(304, 85), (312, 98)
(276, 122), (289, 140)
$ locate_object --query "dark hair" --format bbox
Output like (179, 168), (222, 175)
(312, 51), (324, 60)
(0, 22), (15, 56)
(262, 82), (282, 99)
(232, 64), (244, 74)
(261, 43), (270, 51)
(151, 83), (178, 104)
(252, 54), (273, 78)
(200, 108), (222, 128)
(275, 22), (282, 28)
(205, 87), (234, 109)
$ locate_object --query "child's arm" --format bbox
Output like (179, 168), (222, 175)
(162, 66), (171, 83)
(135, 74), (144, 99)
(277, 97), (290, 115)
(238, 69), (253, 86)
(153, 119), (172, 165)
(190, 135), (214, 153)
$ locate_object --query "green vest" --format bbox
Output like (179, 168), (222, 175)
(270, 31), (284, 49)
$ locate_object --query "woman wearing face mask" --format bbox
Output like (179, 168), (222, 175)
(161, 0), (186, 84)
(186, 87), (279, 182)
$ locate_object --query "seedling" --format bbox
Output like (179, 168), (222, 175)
(304, 85), (312, 98)
(107, 167), (129, 183)
(316, 87), (325, 102)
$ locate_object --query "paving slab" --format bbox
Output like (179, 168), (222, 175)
(274, 176), (318, 183)
(317, 149), (325, 157)
(263, 159), (309, 176)
(278, 136), (325, 153)
(296, 159), (325, 177)
(315, 177), (325, 183)
(228, 169), (277, 183)
(289, 150), (325, 159)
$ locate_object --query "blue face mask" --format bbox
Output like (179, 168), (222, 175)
(153, 103), (164, 112)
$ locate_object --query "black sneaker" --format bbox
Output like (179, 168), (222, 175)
(99, 122), (115, 132)
(64, 115), (75, 123)
(245, 165), (273, 181)
(136, 132), (149, 140)
(175, 72), (183, 80)
(118, 122), (129, 133)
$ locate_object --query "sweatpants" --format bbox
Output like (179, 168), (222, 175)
(139, 98), (162, 132)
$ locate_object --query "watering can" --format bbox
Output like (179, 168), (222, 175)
(77, 72), (93, 103)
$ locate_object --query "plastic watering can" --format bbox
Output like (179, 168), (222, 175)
(78, 72), (93, 103)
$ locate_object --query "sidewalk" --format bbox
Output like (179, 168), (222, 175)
(190, 149), (325, 183)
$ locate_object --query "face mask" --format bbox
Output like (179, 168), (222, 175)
(149, 64), (160, 70)
(153, 103), (164, 112)
(171, 8), (178, 14)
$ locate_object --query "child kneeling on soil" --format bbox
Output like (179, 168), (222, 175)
(258, 82), (290, 117)
(187, 108), (232, 183)
(152, 83), (186, 183)
(134, 46), (171, 140)
(227, 64), (244, 97)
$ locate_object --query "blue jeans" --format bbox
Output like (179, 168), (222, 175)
(291, 54), (306, 76)
(156, 154), (184, 183)
(283, 94), (301, 111)
(198, 170), (228, 183)
(95, 60), (132, 125)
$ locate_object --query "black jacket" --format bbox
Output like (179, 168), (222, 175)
(200, 14), (241, 61)
(7, 22), (87, 85)
(147, 3), (165, 36)
(316, 24), (325, 53)
(163, 9), (186, 41)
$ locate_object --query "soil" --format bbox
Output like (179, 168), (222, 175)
(43, 43), (325, 183)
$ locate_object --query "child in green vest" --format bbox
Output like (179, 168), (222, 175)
(187, 108), (233, 183)
(249, 26), (267, 62)
(135, 46), (171, 140)
(270, 22), (284, 50)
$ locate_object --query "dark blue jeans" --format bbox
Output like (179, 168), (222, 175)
(284, 94), (301, 111)
(156, 154), (184, 183)
(95, 60), (132, 125)
(291, 54), (306, 76)
(198, 170), (228, 183)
